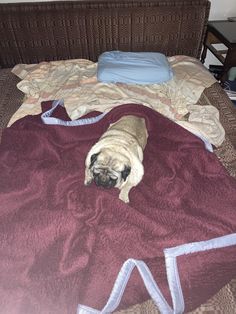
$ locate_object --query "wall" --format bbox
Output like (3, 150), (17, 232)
(209, 0), (236, 20)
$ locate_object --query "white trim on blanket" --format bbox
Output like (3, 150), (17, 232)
(41, 99), (107, 126)
(77, 233), (236, 314)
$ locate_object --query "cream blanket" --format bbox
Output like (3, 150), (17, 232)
(10, 55), (224, 147)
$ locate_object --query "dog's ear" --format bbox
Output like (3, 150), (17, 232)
(89, 153), (100, 169)
(121, 165), (131, 181)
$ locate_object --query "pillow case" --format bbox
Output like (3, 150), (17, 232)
(97, 51), (173, 84)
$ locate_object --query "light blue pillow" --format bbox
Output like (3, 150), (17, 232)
(97, 51), (173, 85)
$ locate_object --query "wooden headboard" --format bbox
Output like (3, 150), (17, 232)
(0, 0), (210, 68)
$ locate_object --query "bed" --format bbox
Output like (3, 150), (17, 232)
(0, 1), (236, 314)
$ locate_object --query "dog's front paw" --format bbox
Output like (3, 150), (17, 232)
(84, 179), (93, 186)
(84, 168), (93, 186)
(119, 190), (130, 203)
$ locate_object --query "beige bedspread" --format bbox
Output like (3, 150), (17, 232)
(10, 55), (224, 147)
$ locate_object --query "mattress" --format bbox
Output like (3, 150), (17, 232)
(0, 62), (236, 314)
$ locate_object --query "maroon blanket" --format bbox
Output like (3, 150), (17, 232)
(0, 102), (236, 314)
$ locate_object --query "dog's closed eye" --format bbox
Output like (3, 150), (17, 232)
(121, 166), (131, 181)
(109, 174), (118, 180)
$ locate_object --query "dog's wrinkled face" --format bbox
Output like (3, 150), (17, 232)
(89, 149), (131, 189)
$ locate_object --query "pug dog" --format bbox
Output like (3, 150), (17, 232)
(84, 115), (148, 203)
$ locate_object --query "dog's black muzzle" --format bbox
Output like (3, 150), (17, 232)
(94, 174), (117, 189)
